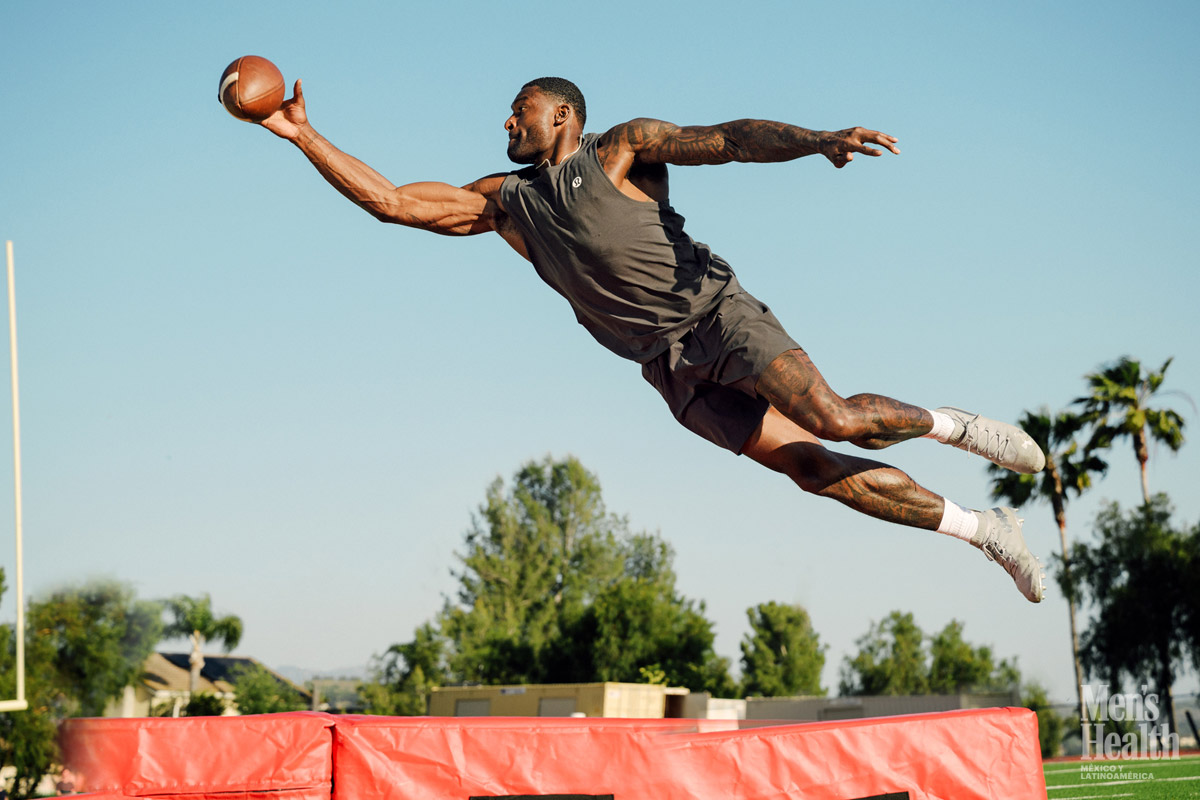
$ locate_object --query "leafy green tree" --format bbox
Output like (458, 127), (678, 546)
(569, 534), (731, 693)
(1061, 496), (1199, 737)
(162, 594), (243, 694)
(0, 570), (60, 799)
(739, 602), (826, 697)
(692, 652), (739, 699)
(1075, 356), (1187, 504)
(439, 457), (625, 684)
(0, 575), (161, 797)
(1022, 682), (1066, 757)
(928, 620), (1019, 694)
(989, 406), (1106, 754)
(181, 692), (227, 716)
(840, 613), (1021, 697)
(839, 611), (929, 696)
(357, 670), (411, 716)
(0, 629), (58, 799)
(31, 579), (163, 717)
(359, 622), (446, 715)
(232, 663), (306, 715)
(374, 456), (734, 699)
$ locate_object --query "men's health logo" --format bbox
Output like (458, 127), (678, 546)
(1081, 684), (1180, 760)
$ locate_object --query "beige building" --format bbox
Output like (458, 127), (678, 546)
(429, 682), (694, 718)
(428, 683), (1013, 723)
(744, 691), (1021, 722)
(104, 652), (309, 717)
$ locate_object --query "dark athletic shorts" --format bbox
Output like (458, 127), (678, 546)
(640, 289), (800, 454)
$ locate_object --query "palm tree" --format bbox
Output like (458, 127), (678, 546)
(163, 594), (244, 695)
(989, 407), (1107, 756)
(1075, 356), (1187, 504)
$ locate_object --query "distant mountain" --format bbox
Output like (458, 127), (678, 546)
(275, 664), (369, 684)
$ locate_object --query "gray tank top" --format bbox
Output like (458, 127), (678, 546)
(499, 133), (737, 363)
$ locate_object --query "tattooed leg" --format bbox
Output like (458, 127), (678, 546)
(743, 406), (944, 530)
(755, 349), (932, 450)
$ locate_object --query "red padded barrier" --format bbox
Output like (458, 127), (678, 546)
(331, 708), (1046, 800)
(61, 712), (334, 799)
(646, 708), (1045, 800)
(333, 717), (691, 799)
(63, 708), (1046, 800)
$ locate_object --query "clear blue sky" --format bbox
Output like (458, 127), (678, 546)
(2, 1), (1197, 703)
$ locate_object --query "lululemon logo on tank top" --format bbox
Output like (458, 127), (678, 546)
(572, 177), (582, 188)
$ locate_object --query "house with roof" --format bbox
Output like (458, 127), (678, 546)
(105, 652), (311, 717)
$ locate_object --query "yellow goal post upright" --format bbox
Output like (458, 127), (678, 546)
(0, 241), (27, 712)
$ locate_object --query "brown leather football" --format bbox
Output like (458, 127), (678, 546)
(219, 56), (285, 122)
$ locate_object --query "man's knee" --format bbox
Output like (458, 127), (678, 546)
(766, 440), (853, 495)
(805, 407), (864, 443)
(756, 350), (862, 441)
(781, 445), (907, 502)
(744, 405), (860, 492)
(766, 396), (867, 443)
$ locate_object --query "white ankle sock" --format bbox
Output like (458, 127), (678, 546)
(923, 408), (955, 442)
(937, 500), (979, 542)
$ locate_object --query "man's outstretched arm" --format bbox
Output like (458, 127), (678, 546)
(259, 80), (499, 236)
(602, 117), (899, 170)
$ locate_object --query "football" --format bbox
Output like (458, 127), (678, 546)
(218, 56), (285, 122)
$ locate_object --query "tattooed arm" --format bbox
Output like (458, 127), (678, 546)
(599, 117), (899, 172)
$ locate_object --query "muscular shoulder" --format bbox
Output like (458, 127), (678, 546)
(599, 118), (678, 150)
(459, 173), (531, 259)
(598, 118), (675, 165)
(595, 121), (671, 198)
(460, 172), (510, 199)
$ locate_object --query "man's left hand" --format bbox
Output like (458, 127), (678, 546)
(820, 127), (900, 168)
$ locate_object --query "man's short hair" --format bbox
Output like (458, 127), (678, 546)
(523, 77), (586, 127)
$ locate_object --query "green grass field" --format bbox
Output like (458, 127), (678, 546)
(1044, 755), (1200, 798)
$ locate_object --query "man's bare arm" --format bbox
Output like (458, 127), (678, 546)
(601, 118), (899, 170)
(260, 80), (497, 236)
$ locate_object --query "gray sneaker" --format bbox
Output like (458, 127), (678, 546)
(936, 407), (1046, 474)
(971, 507), (1045, 603)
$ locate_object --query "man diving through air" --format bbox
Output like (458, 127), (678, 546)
(253, 76), (1047, 602)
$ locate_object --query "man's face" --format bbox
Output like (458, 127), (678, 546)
(505, 87), (559, 164)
